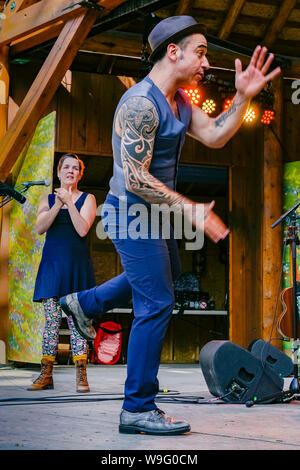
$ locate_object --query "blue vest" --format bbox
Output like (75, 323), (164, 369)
(109, 75), (192, 205)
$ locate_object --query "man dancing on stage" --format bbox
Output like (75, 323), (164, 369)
(60, 16), (281, 435)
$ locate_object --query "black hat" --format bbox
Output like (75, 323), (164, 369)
(148, 16), (206, 62)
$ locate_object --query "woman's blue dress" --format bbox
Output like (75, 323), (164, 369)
(33, 192), (96, 302)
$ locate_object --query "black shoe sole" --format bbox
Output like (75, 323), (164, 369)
(60, 296), (94, 341)
(119, 425), (191, 435)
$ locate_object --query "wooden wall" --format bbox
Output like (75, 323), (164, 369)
(55, 73), (126, 156)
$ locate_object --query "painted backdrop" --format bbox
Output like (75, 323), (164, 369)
(282, 161), (300, 287)
(7, 112), (55, 363)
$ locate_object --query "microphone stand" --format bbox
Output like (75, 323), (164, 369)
(0, 184), (28, 208)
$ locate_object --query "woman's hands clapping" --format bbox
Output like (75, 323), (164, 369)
(54, 186), (74, 207)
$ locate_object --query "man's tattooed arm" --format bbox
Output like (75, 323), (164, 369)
(116, 96), (192, 214)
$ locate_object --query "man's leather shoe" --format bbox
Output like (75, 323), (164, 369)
(60, 293), (96, 340)
(119, 409), (191, 435)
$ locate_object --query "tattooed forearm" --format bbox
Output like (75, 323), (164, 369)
(215, 97), (248, 128)
(117, 96), (191, 212)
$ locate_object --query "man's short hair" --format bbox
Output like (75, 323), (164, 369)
(150, 35), (191, 65)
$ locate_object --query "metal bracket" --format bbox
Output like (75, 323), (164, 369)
(9, 0), (16, 11)
(79, 1), (104, 11)
(62, 1), (104, 13)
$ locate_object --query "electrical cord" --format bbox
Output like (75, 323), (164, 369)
(0, 388), (242, 407)
(0, 389), (180, 407)
(0, 395), (231, 407)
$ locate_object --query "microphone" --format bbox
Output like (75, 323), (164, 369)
(21, 179), (51, 188)
(0, 181), (26, 204)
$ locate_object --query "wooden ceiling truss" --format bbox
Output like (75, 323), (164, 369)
(0, 0), (128, 180)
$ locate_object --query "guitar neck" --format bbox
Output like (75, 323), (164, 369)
(288, 239), (299, 285)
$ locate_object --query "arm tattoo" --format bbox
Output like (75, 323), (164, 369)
(117, 96), (190, 212)
(215, 97), (248, 128)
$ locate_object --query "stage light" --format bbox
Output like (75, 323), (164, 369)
(184, 89), (201, 104)
(244, 107), (257, 123)
(261, 109), (275, 125)
(223, 98), (234, 110)
(202, 99), (216, 114)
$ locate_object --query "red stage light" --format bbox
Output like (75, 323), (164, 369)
(261, 110), (275, 125)
(223, 98), (234, 110)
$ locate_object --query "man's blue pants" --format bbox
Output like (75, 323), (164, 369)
(77, 197), (181, 412)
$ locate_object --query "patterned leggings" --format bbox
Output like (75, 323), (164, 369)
(42, 298), (87, 360)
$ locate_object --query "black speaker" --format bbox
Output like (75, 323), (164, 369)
(248, 339), (294, 378)
(199, 340), (284, 404)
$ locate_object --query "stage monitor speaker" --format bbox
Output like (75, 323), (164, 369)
(199, 340), (284, 404)
(248, 339), (294, 378)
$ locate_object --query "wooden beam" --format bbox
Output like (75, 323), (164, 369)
(229, 164), (248, 346)
(263, 0), (296, 48)
(0, 0), (127, 46)
(0, 45), (9, 140)
(79, 30), (143, 58)
(219, 0), (246, 40)
(117, 76), (136, 89)
(228, 124), (266, 348)
(0, 200), (10, 363)
(8, 0), (127, 55)
(0, 10), (99, 181)
(0, 44), (9, 362)
(0, 0), (83, 45)
(10, 22), (64, 57)
(0, 45), (9, 234)
(3, 0), (39, 18)
(175, 0), (192, 16)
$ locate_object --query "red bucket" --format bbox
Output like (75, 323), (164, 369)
(93, 321), (122, 365)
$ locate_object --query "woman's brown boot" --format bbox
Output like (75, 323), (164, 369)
(27, 358), (54, 390)
(75, 358), (90, 393)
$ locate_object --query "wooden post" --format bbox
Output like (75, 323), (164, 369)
(229, 164), (248, 346)
(0, 201), (9, 364)
(263, 0), (297, 48)
(0, 45), (9, 363)
(262, 76), (284, 347)
(0, 9), (99, 181)
(229, 125), (264, 348)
